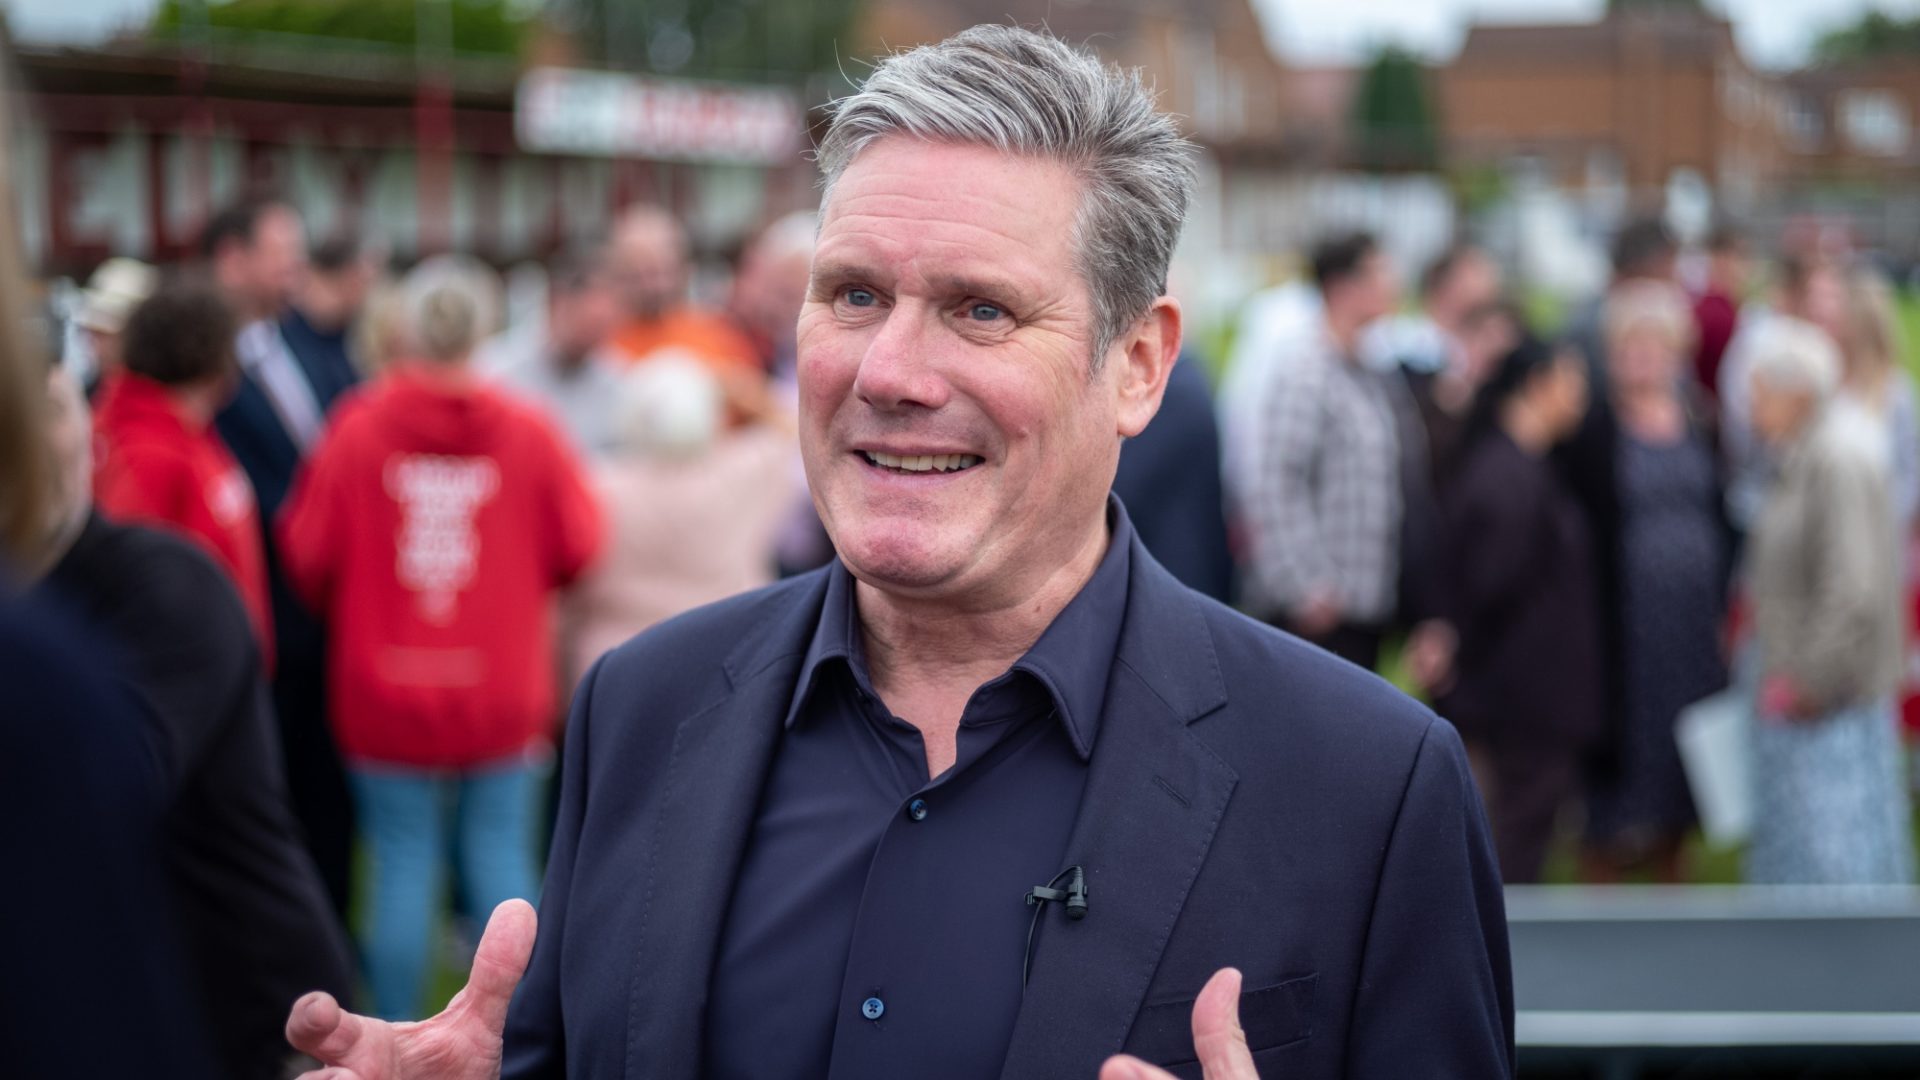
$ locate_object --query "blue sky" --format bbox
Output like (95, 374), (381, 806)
(6, 0), (1919, 70)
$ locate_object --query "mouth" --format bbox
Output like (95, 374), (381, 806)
(859, 450), (984, 475)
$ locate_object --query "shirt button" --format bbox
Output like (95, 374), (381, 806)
(861, 996), (886, 1021)
(906, 798), (929, 822)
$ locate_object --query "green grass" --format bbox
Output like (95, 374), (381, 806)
(1899, 290), (1920, 381)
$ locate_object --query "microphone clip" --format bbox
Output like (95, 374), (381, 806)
(1025, 864), (1088, 920)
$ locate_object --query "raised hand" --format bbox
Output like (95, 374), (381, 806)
(1098, 967), (1260, 1080)
(287, 899), (537, 1080)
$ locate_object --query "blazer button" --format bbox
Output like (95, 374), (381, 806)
(907, 798), (929, 822)
(861, 996), (886, 1021)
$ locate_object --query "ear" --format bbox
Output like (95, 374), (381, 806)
(1111, 296), (1182, 439)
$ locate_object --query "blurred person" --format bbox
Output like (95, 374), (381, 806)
(91, 276), (274, 660)
(727, 211), (818, 380)
(282, 234), (376, 406)
(477, 245), (626, 457)
(1218, 275), (1320, 543)
(356, 275), (413, 376)
(1111, 352), (1233, 601)
(278, 254), (603, 1019)
(70, 255), (156, 394)
(287, 27), (1510, 1080)
(1566, 217), (1680, 396)
(1442, 336), (1602, 883)
(565, 355), (797, 685)
(1691, 223), (1751, 406)
(1556, 218), (1683, 797)
(37, 368), (356, 1078)
(1242, 231), (1403, 668)
(1744, 320), (1915, 885)
(606, 204), (757, 373)
(1580, 282), (1730, 884)
(1718, 252), (1850, 532)
(1835, 267), (1920, 532)
(207, 199), (374, 915)
(0, 84), (217, 1068)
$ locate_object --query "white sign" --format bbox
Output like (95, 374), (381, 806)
(515, 67), (803, 166)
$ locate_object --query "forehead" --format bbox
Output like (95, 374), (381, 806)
(816, 138), (1084, 297)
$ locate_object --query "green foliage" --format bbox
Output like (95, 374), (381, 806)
(150, 0), (534, 57)
(1605, 0), (1704, 10)
(555, 0), (866, 80)
(1350, 46), (1438, 173)
(1814, 10), (1920, 65)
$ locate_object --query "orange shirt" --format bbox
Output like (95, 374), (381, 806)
(610, 307), (759, 372)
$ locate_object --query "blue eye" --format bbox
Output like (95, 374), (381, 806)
(967, 302), (1004, 322)
(844, 288), (877, 307)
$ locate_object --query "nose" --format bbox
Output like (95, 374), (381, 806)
(853, 306), (950, 413)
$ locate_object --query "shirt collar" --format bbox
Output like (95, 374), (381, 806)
(783, 496), (1134, 761)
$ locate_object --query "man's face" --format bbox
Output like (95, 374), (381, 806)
(551, 277), (622, 362)
(1341, 250), (1398, 327)
(798, 138), (1172, 604)
(1431, 254), (1501, 334)
(610, 218), (686, 321)
(247, 207), (308, 318)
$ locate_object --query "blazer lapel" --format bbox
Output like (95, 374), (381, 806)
(1000, 545), (1237, 1078)
(624, 575), (827, 1078)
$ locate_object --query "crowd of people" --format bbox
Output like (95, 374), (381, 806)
(5, 168), (1918, 1071)
(1221, 221), (1918, 888)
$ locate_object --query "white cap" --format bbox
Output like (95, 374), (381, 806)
(75, 257), (158, 334)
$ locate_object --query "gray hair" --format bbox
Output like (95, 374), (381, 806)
(1749, 316), (1842, 403)
(402, 254), (501, 362)
(816, 24), (1195, 364)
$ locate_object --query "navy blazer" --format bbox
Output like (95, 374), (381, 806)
(1112, 356), (1234, 603)
(504, 520), (1514, 1079)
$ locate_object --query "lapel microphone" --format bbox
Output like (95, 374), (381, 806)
(1026, 865), (1089, 919)
(1022, 865), (1088, 987)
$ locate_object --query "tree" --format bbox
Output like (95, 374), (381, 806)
(1814, 10), (1920, 65)
(554, 0), (865, 80)
(149, 0), (533, 57)
(1349, 46), (1439, 173)
(1605, 0), (1704, 10)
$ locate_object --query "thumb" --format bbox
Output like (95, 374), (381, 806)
(446, 898), (539, 1036)
(1191, 968), (1258, 1080)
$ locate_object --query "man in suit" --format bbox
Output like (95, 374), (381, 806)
(206, 198), (359, 918)
(287, 26), (1512, 1080)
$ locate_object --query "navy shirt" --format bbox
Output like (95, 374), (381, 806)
(704, 510), (1133, 1079)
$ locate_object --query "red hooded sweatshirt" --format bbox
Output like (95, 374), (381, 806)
(92, 372), (275, 666)
(279, 366), (603, 768)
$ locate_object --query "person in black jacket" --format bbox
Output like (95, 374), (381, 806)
(33, 368), (355, 1079)
(1442, 336), (1606, 883)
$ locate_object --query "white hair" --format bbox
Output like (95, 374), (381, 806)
(816, 24), (1195, 365)
(613, 353), (723, 459)
(1750, 316), (1842, 403)
(401, 254), (501, 362)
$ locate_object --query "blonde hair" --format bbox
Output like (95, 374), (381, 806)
(1604, 279), (1696, 358)
(1842, 267), (1905, 405)
(0, 50), (51, 573)
(401, 254), (500, 363)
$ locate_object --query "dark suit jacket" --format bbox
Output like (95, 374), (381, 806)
(1112, 357), (1234, 602)
(217, 317), (362, 676)
(503, 526), (1514, 1079)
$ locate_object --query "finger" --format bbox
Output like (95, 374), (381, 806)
(449, 898), (539, 1035)
(293, 1069), (367, 1080)
(1190, 967), (1259, 1080)
(286, 990), (371, 1064)
(1098, 1054), (1180, 1080)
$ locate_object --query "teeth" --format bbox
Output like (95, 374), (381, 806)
(862, 451), (983, 473)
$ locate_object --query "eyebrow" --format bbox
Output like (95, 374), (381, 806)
(809, 259), (1030, 302)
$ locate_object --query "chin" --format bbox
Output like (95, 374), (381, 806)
(832, 521), (967, 592)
